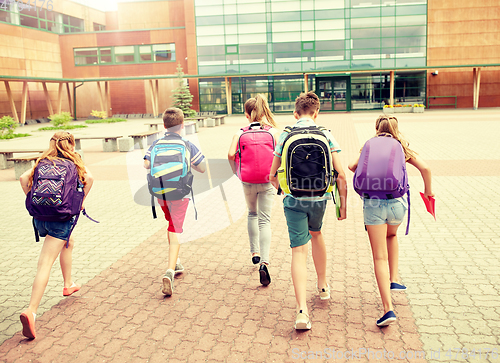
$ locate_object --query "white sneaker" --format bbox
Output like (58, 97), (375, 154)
(162, 269), (174, 296)
(318, 284), (330, 300)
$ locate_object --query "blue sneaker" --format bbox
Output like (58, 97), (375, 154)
(376, 311), (397, 327)
(390, 282), (407, 291)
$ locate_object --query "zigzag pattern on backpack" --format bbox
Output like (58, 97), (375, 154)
(38, 164), (67, 177)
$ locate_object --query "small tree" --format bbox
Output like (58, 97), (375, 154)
(172, 64), (196, 118)
(0, 115), (17, 138)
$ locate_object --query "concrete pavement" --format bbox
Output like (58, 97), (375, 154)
(0, 109), (499, 362)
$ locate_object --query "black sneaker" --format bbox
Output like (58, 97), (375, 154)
(252, 256), (261, 264)
(259, 264), (271, 286)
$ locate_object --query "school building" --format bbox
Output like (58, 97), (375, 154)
(0, 0), (499, 122)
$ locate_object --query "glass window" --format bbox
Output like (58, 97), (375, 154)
(315, 40), (344, 51)
(20, 13), (38, 29)
(239, 44), (267, 54)
(196, 16), (224, 26)
(314, 9), (344, 20)
(396, 4), (426, 16)
(100, 48), (111, 63)
(238, 13), (265, 23)
(271, 11), (301, 22)
(302, 41), (314, 51)
(396, 15), (426, 26)
(153, 44), (174, 61)
(139, 45), (152, 61)
(198, 46), (225, 56)
(74, 48), (98, 65)
(351, 7), (381, 18)
(226, 45), (238, 54)
(273, 42), (301, 53)
(197, 25), (225, 36)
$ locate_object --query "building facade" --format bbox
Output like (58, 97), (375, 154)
(0, 0), (499, 120)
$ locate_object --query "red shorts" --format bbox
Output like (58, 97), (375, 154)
(157, 198), (190, 233)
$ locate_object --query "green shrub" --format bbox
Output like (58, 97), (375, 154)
(38, 125), (87, 131)
(0, 115), (17, 138)
(49, 112), (72, 128)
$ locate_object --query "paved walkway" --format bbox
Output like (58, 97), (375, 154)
(0, 109), (499, 362)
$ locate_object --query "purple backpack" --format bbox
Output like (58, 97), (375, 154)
(26, 159), (95, 246)
(353, 135), (411, 234)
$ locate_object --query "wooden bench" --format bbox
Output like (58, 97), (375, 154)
(0, 149), (44, 170)
(7, 154), (40, 180)
(74, 136), (122, 152)
(129, 130), (161, 149)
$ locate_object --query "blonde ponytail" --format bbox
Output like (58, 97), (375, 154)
(375, 115), (417, 161)
(244, 94), (278, 128)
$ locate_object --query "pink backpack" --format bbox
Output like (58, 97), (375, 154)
(234, 122), (275, 183)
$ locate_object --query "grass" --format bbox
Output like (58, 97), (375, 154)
(0, 133), (31, 139)
(38, 125), (88, 131)
(85, 118), (127, 124)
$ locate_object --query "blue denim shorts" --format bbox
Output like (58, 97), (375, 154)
(34, 217), (75, 241)
(363, 198), (407, 226)
(283, 196), (327, 248)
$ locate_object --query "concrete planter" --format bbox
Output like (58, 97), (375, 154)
(383, 108), (394, 114)
(413, 107), (425, 113)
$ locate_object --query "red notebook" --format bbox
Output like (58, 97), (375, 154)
(420, 192), (436, 220)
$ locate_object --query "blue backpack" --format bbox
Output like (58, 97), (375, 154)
(147, 133), (195, 218)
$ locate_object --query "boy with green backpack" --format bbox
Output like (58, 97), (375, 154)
(144, 107), (206, 296)
(269, 92), (347, 330)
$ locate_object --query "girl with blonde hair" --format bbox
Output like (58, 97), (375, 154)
(349, 115), (433, 327)
(228, 94), (279, 286)
(19, 131), (94, 339)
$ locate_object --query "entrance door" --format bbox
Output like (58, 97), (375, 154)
(333, 79), (348, 111)
(317, 80), (332, 111)
(316, 77), (351, 111)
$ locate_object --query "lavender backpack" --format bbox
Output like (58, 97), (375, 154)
(353, 135), (411, 234)
(26, 159), (97, 246)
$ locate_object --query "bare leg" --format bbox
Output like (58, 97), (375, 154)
(291, 243), (309, 313)
(59, 236), (75, 289)
(310, 231), (327, 290)
(366, 224), (393, 314)
(386, 224), (401, 283)
(29, 236), (66, 313)
(167, 231), (181, 271)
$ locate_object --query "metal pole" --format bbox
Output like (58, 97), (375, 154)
(73, 82), (84, 120)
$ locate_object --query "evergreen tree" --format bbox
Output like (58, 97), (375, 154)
(172, 64), (196, 118)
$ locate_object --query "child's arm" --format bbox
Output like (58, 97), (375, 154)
(227, 134), (239, 174)
(83, 166), (94, 197)
(19, 168), (34, 195)
(192, 160), (206, 173)
(269, 155), (281, 191)
(331, 152), (347, 220)
(348, 154), (360, 172)
(144, 159), (151, 169)
(407, 155), (434, 198)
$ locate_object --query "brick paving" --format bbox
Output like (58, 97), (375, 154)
(0, 109), (499, 362)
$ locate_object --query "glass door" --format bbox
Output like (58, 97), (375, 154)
(316, 76), (351, 111)
(333, 79), (348, 111)
(317, 80), (332, 111)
